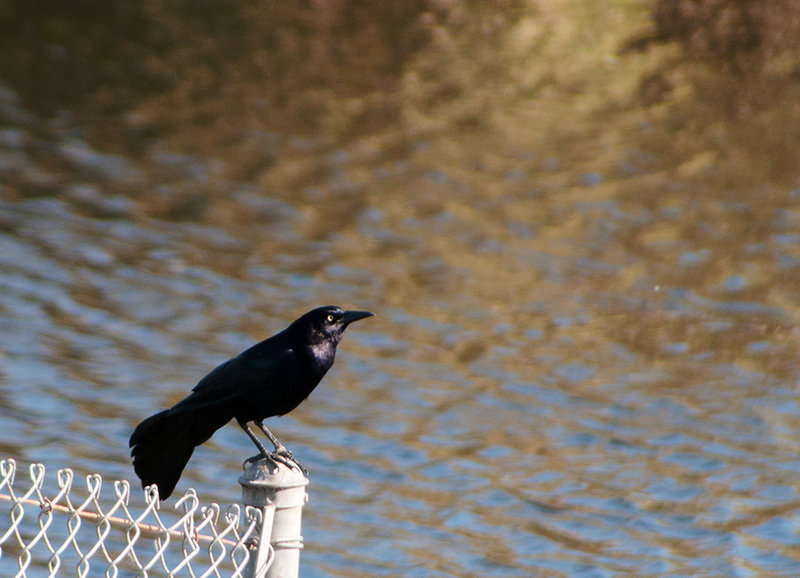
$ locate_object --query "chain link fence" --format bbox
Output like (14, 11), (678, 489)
(0, 458), (271, 577)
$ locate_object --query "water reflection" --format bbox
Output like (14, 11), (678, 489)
(3, 1), (800, 575)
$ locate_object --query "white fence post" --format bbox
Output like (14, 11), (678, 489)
(239, 459), (309, 578)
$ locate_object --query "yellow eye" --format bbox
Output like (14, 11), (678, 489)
(326, 314), (335, 323)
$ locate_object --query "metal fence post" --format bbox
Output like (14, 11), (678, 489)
(239, 459), (309, 578)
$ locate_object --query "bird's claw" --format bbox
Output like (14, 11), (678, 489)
(242, 454), (267, 469)
(242, 451), (308, 476)
(272, 444), (307, 474)
(271, 449), (308, 475)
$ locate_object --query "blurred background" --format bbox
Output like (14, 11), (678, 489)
(2, 0), (800, 574)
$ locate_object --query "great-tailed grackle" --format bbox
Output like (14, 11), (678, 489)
(129, 305), (373, 499)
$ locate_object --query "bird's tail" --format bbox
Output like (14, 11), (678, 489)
(129, 407), (229, 500)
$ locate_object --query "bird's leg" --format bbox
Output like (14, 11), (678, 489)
(238, 420), (306, 473)
(239, 420), (273, 467)
(255, 420), (307, 474)
(255, 421), (291, 457)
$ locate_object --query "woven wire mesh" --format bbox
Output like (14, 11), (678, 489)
(0, 458), (267, 577)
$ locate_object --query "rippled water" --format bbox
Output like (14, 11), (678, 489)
(3, 10), (800, 574)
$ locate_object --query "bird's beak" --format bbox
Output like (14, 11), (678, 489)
(342, 310), (374, 325)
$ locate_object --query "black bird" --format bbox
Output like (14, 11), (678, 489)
(129, 305), (373, 499)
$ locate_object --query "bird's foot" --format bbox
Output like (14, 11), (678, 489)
(269, 447), (308, 476)
(241, 448), (307, 475)
(272, 443), (293, 460)
(242, 454), (268, 469)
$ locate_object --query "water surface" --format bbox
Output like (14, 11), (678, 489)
(2, 3), (800, 575)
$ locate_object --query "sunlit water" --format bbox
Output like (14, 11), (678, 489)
(2, 77), (800, 576)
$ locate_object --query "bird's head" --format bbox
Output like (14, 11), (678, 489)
(295, 305), (374, 347)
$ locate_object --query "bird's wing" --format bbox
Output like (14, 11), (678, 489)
(169, 347), (295, 413)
